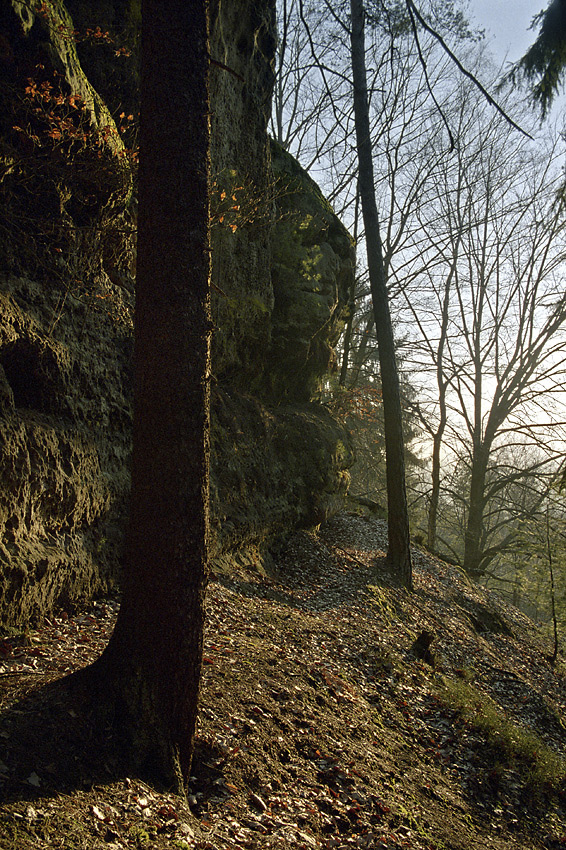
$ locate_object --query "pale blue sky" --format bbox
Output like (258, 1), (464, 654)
(468, 0), (544, 63)
(467, 0), (566, 121)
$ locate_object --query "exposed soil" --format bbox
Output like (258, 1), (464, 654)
(1, 511), (566, 849)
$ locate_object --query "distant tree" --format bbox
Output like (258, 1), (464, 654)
(76, 0), (212, 792)
(350, 0), (412, 588)
(441, 445), (559, 579)
(500, 493), (566, 656)
(400, 94), (566, 576)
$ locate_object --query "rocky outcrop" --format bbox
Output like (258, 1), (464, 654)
(0, 277), (133, 624)
(210, 390), (353, 572)
(208, 0), (276, 383)
(0, 0), (354, 627)
(0, 0), (133, 275)
(0, 0), (135, 624)
(269, 141), (354, 402)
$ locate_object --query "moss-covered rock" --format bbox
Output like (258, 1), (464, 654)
(208, 0), (276, 384)
(2, 0), (124, 155)
(0, 0), (355, 626)
(0, 0), (134, 288)
(269, 140), (355, 401)
(0, 275), (132, 626)
(64, 0), (141, 120)
(210, 389), (354, 571)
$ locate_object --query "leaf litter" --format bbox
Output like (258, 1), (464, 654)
(1, 511), (566, 849)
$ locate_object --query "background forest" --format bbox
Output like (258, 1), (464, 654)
(271, 0), (566, 642)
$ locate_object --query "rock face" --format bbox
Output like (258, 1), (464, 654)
(269, 141), (355, 402)
(0, 0), (135, 624)
(208, 0), (276, 384)
(0, 0), (354, 626)
(210, 390), (353, 570)
(0, 277), (133, 623)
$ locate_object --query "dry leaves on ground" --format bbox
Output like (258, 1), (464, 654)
(1, 512), (566, 850)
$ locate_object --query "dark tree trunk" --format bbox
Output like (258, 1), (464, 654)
(347, 312), (375, 388)
(349, 0), (412, 589)
(546, 506), (559, 666)
(463, 444), (488, 577)
(339, 286), (356, 387)
(75, 0), (212, 793)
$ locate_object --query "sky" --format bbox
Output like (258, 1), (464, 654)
(466, 1), (566, 122)
(467, 0), (542, 64)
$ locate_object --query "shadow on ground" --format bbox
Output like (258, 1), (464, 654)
(0, 673), (125, 803)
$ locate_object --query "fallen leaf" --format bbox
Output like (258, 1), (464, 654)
(250, 793), (267, 812)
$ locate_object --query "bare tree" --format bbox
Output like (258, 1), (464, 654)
(350, 0), (412, 587)
(400, 93), (566, 574)
(273, 1), (566, 585)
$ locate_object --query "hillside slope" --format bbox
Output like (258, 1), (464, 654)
(1, 512), (566, 849)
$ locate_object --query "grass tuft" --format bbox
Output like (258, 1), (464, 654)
(437, 676), (566, 794)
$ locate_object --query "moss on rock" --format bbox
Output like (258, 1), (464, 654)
(210, 389), (354, 572)
(0, 0), (355, 625)
(268, 139), (355, 401)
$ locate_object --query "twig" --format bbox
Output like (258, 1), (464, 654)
(208, 55), (245, 83)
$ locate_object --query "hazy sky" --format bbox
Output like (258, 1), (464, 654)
(467, 0), (542, 63)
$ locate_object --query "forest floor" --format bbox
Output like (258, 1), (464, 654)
(1, 511), (566, 849)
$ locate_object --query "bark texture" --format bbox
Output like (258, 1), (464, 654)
(85, 0), (212, 791)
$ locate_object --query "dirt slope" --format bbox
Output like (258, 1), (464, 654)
(1, 511), (566, 849)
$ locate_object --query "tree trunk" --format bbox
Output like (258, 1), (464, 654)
(427, 429), (443, 550)
(75, 0), (212, 793)
(546, 506), (559, 666)
(463, 444), (488, 577)
(339, 293), (356, 386)
(349, 0), (412, 589)
(347, 312), (375, 388)
(426, 239), (460, 551)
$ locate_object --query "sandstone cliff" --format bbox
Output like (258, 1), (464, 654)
(0, 0), (354, 626)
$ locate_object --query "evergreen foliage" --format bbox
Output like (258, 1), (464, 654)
(506, 0), (566, 117)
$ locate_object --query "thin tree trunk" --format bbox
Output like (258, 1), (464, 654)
(427, 428), (444, 550)
(75, 0), (212, 793)
(546, 506), (559, 665)
(349, 0), (412, 589)
(347, 312), (375, 388)
(427, 248), (459, 550)
(339, 185), (360, 386)
(339, 289), (356, 386)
